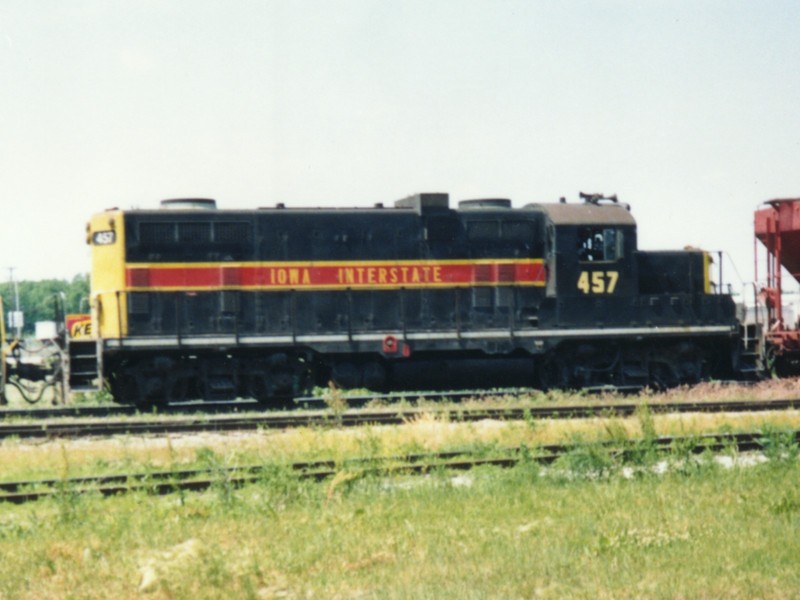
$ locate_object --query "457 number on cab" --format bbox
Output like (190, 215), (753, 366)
(577, 271), (619, 294)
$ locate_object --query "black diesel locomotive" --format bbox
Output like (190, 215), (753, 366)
(81, 193), (739, 405)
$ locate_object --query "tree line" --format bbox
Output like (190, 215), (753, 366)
(2, 274), (90, 335)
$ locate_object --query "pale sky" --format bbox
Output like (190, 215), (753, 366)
(2, 1), (799, 295)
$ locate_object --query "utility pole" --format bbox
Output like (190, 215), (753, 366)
(7, 267), (21, 339)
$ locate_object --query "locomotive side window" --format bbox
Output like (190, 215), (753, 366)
(577, 227), (622, 262)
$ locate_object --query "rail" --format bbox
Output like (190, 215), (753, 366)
(1, 397), (799, 440)
(1, 429), (796, 505)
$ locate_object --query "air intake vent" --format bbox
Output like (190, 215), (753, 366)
(458, 199), (512, 210)
(160, 198), (217, 210)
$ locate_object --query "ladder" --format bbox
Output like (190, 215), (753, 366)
(66, 339), (101, 394)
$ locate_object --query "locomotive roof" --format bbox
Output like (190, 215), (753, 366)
(117, 206), (420, 216)
(107, 197), (635, 226)
(526, 202), (636, 226)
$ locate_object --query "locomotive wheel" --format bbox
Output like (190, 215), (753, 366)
(772, 354), (800, 378)
(166, 375), (189, 403)
(362, 361), (387, 391)
(111, 373), (141, 405)
(248, 370), (294, 402)
(249, 354), (314, 403)
(249, 374), (274, 403)
(537, 355), (569, 390)
(649, 362), (678, 390)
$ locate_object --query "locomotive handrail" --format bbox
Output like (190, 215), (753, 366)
(741, 281), (762, 356)
(455, 289), (462, 341)
(175, 294), (182, 347)
(93, 292), (102, 340)
(234, 290), (241, 346)
(116, 290), (122, 346)
(87, 290), (113, 340)
(749, 282), (761, 333)
(508, 285), (516, 339)
(346, 288), (353, 344)
(290, 290), (297, 344)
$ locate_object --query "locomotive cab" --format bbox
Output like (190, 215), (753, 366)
(526, 196), (638, 329)
(539, 199), (637, 299)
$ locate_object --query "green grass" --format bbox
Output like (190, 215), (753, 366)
(1, 448), (800, 598)
(3, 380), (800, 597)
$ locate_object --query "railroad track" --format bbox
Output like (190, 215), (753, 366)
(1, 398), (800, 440)
(0, 389), (535, 420)
(0, 430), (795, 505)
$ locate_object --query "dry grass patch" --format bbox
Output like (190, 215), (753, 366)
(3, 406), (800, 484)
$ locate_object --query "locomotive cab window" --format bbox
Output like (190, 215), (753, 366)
(577, 227), (622, 262)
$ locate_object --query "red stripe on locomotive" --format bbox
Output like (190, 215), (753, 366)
(125, 260), (546, 290)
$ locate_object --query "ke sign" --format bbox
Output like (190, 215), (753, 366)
(66, 314), (92, 339)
